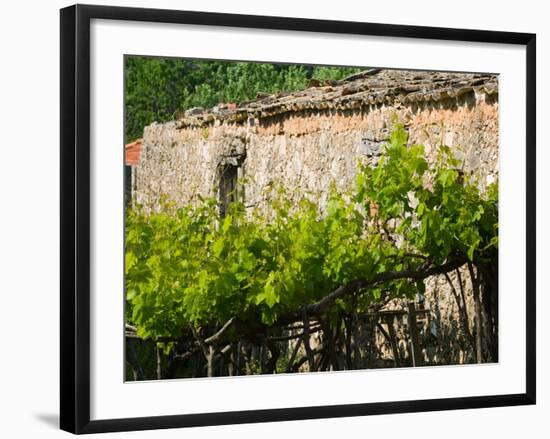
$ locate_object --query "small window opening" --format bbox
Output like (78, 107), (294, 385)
(218, 164), (239, 217)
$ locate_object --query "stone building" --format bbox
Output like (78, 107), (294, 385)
(130, 68), (499, 366)
(134, 68), (498, 212)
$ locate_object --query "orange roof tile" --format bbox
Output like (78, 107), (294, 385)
(125, 139), (142, 166)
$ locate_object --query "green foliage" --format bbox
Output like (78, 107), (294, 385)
(125, 57), (191, 144)
(125, 126), (498, 341)
(125, 58), (361, 142)
(357, 125), (498, 265)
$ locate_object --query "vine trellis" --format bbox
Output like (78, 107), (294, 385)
(125, 126), (498, 379)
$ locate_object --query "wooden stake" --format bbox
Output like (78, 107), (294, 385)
(386, 316), (401, 367)
(406, 302), (422, 367)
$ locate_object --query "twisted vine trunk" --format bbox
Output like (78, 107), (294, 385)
(344, 316), (353, 370)
(479, 255), (499, 362)
(468, 261), (483, 363)
(156, 344), (162, 379)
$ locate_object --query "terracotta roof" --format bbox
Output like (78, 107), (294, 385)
(125, 139), (142, 166)
(176, 69), (498, 128)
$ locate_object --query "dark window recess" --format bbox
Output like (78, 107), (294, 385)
(219, 164), (239, 217)
(125, 165), (133, 208)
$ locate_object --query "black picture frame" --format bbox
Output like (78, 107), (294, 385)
(60, 4), (536, 434)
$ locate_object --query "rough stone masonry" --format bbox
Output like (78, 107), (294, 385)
(132, 68), (499, 366)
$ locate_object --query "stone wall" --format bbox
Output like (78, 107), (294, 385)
(133, 71), (499, 366)
(136, 90), (497, 213)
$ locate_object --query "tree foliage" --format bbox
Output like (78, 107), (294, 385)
(124, 57), (361, 142)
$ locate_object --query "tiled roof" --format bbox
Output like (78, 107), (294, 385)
(175, 68), (498, 128)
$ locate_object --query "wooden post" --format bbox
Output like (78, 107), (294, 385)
(236, 342), (241, 375)
(228, 346), (235, 376)
(207, 345), (214, 377)
(350, 293), (362, 369)
(386, 315), (401, 367)
(344, 316), (353, 369)
(156, 344), (162, 380)
(406, 302), (423, 367)
(126, 339), (144, 380)
(302, 309), (316, 372)
(286, 338), (303, 373)
(468, 262), (483, 363)
(329, 322), (340, 371)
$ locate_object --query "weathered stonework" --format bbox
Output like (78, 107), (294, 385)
(136, 69), (498, 211)
(133, 68), (499, 365)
